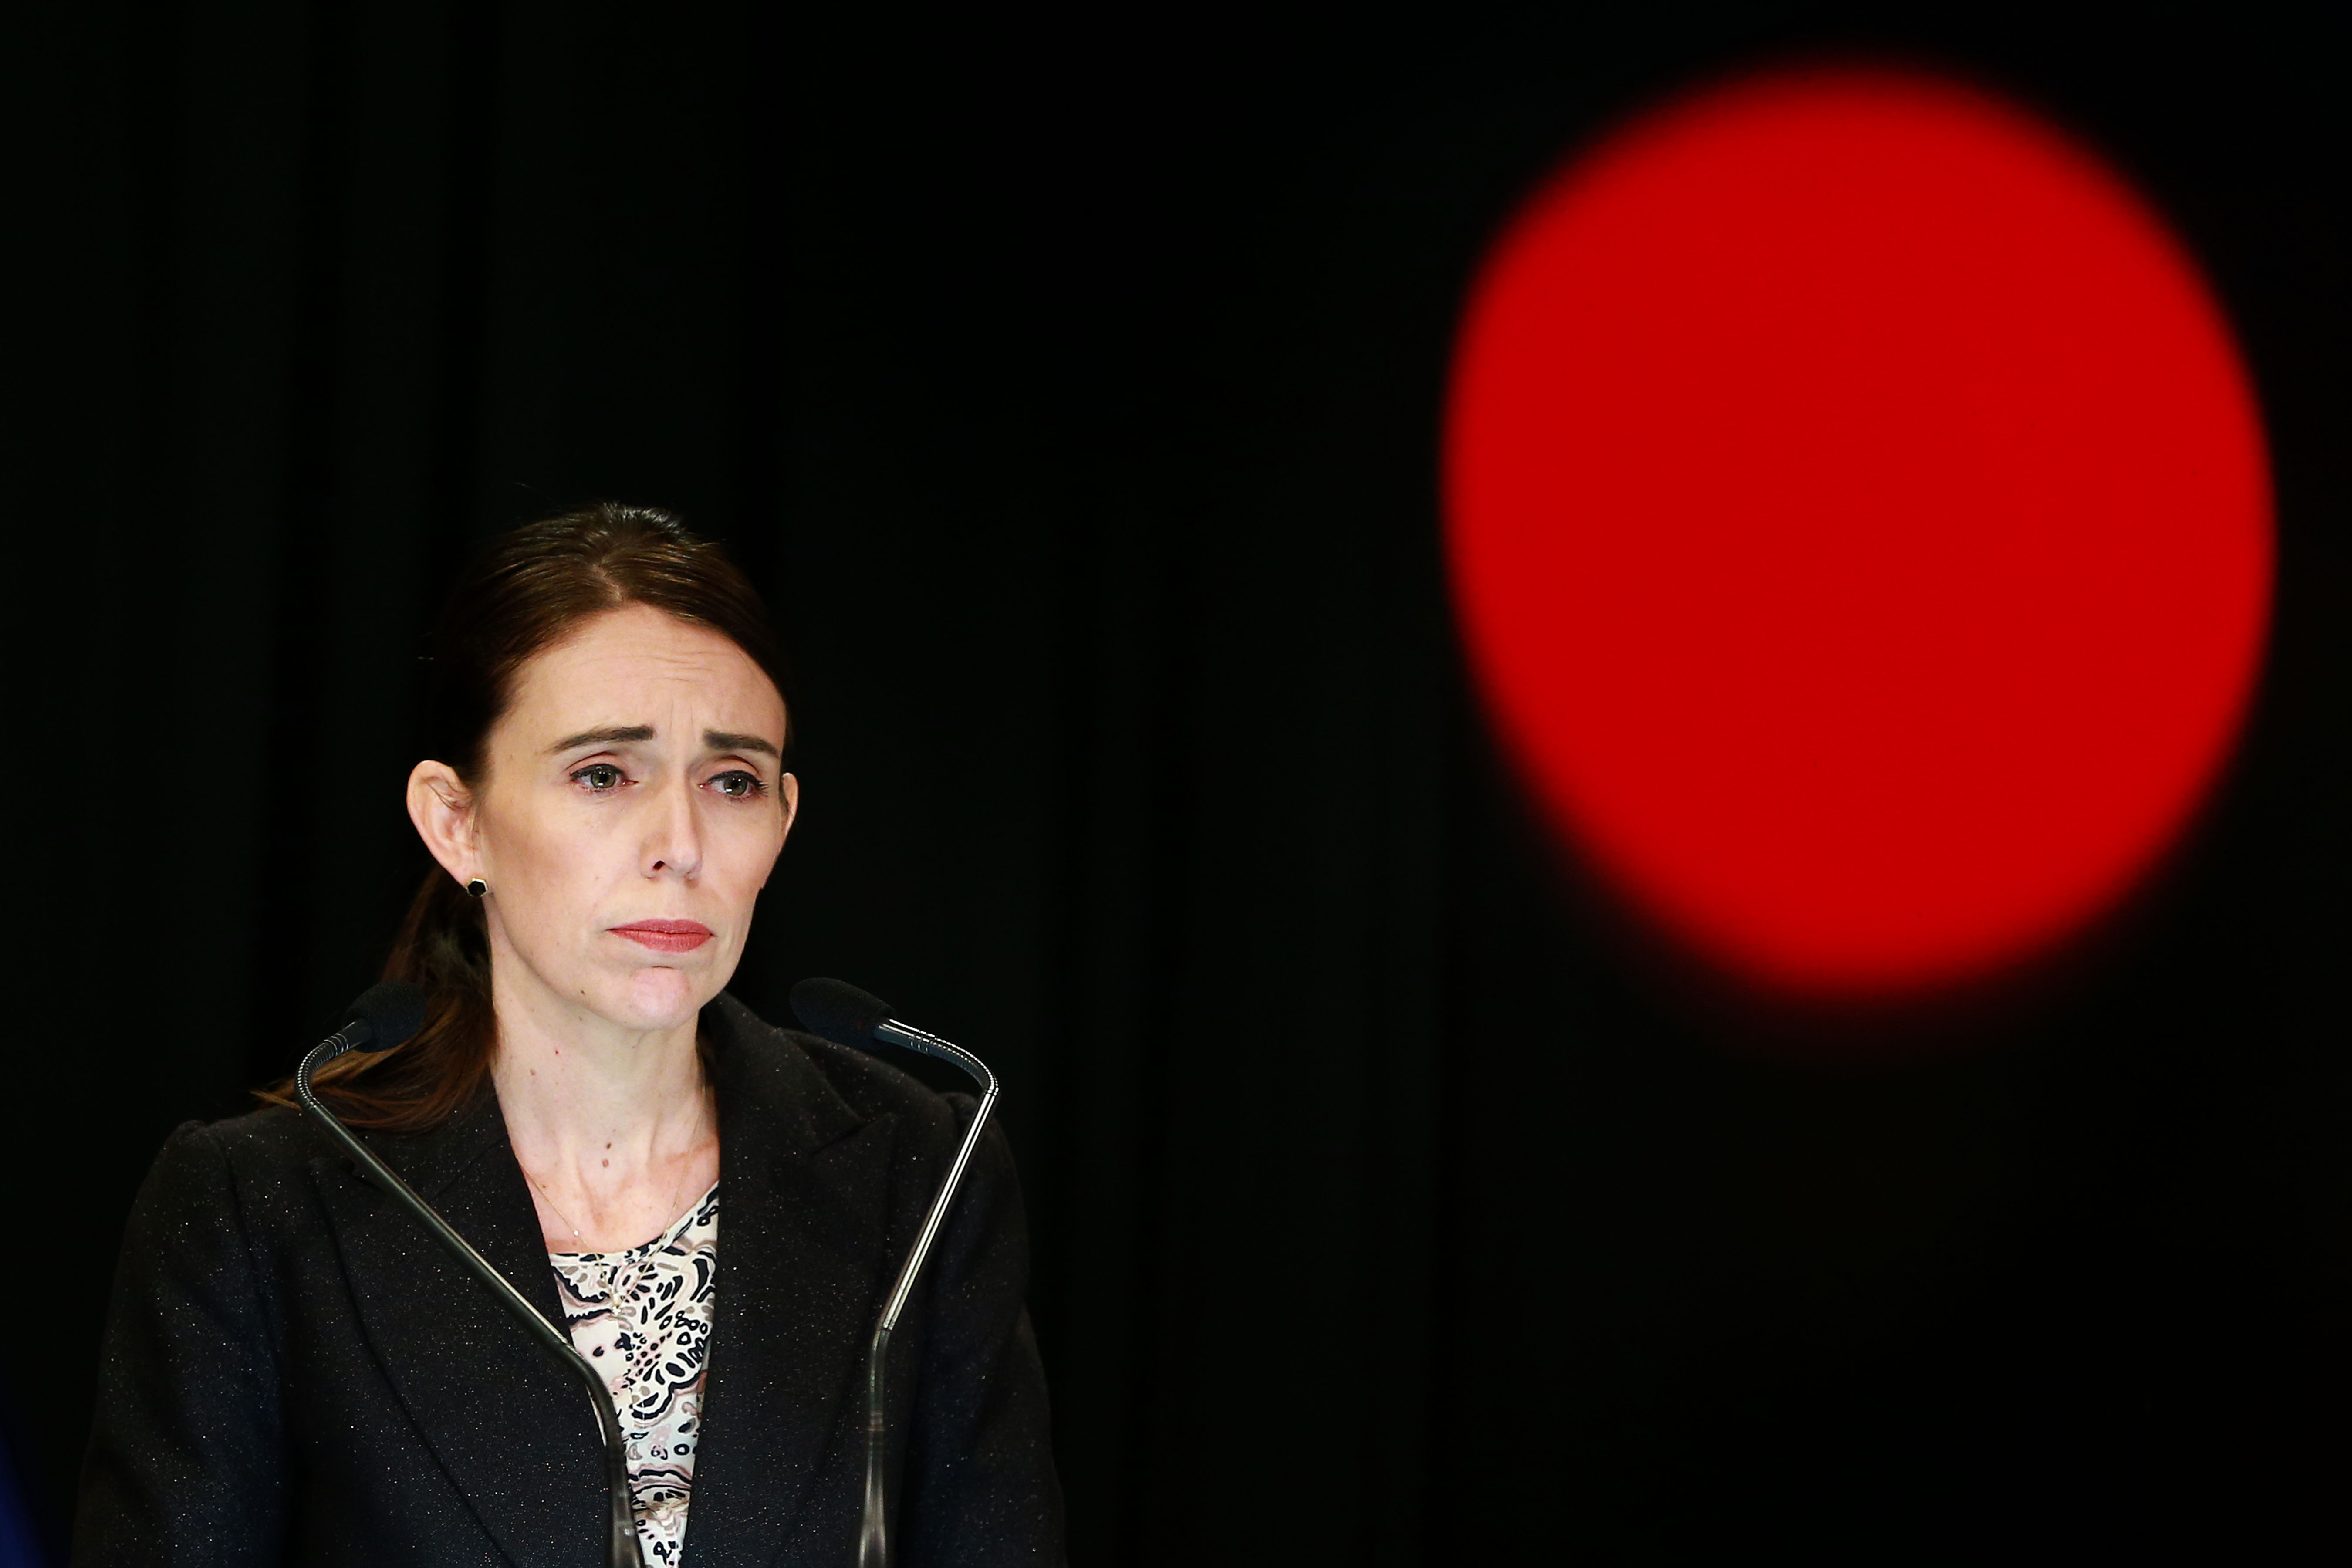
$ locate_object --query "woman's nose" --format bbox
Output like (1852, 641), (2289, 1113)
(643, 776), (703, 879)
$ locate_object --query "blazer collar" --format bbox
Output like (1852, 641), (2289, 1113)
(313, 995), (899, 1568)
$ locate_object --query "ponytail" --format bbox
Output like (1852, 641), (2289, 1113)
(269, 871), (497, 1131)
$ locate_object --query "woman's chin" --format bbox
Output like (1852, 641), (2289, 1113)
(593, 967), (713, 1034)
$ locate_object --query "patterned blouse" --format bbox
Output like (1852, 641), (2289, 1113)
(550, 1185), (720, 1566)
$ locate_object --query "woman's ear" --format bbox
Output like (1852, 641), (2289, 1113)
(407, 761), (480, 886)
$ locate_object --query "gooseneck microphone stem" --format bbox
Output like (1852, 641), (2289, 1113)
(781, 978), (1010, 1568)
(870, 1020), (1000, 1329)
(297, 1021), (646, 1568)
(777, 981), (1000, 1568)
(855, 1017), (1000, 1568)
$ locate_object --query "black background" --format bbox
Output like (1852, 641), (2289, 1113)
(3, 2), (2346, 1561)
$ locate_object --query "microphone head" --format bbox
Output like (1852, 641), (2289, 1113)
(344, 980), (429, 1051)
(790, 977), (894, 1048)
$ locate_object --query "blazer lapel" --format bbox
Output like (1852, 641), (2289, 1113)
(682, 996), (901, 1568)
(314, 1093), (608, 1567)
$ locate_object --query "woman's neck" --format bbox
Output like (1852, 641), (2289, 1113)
(488, 974), (721, 1253)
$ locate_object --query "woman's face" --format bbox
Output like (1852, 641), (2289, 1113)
(412, 603), (796, 1037)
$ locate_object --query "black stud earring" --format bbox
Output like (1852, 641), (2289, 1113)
(466, 878), (488, 898)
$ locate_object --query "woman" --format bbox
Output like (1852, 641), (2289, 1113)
(76, 507), (1063, 1567)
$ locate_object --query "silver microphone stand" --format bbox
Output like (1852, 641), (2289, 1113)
(295, 987), (647, 1568)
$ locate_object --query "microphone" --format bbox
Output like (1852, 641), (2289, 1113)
(788, 979), (1001, 1568)
(296, 984), (646, 1568)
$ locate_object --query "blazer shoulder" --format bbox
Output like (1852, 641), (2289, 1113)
(174, 1100), (329, 1185)
(128, 1102), (342, 1252)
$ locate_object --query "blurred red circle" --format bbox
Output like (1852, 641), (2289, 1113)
(1444, 63), (2272, 997)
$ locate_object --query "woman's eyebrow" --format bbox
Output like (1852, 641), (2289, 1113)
(704, 729), (781, 759)
(547, 724), (656, 754)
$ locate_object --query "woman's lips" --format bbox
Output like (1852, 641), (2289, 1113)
(610, 919), (714, 953)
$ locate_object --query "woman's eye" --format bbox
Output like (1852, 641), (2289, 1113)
(573, 763), (626, 792)
(708, 770), (764, 799)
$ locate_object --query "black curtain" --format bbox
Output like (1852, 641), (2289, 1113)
(4, 3), (2346, 1561)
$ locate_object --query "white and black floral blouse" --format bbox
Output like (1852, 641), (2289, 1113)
(550, 1184), (720, 1566)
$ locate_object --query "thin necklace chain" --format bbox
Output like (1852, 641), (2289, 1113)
(522, 1166), (588, 1245)
(524, 1154), (708, 1254)
(514, 1076), (717, 1254)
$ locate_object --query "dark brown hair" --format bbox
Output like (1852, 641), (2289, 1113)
(268, 503), (792, 1132)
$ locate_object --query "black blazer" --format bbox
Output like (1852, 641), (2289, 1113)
(75, 994), (1063, 1568)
